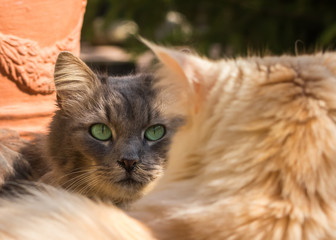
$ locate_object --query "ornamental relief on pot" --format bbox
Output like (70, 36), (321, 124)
(0, 13), (82, 95)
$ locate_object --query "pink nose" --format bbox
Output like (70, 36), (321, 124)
(118, 159), (138, 172)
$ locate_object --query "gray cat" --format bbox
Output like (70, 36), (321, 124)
(1, 52), (184, 206)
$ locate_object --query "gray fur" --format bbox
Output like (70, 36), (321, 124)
(2, 52), (184, 206)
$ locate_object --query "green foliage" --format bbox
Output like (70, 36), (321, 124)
(82, 0), (336, 56)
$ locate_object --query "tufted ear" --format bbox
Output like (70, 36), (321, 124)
(54, 51), (99, 111)
(140, 38), (214, 113)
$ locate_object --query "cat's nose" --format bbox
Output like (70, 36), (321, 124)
(118, 159), (138, 172)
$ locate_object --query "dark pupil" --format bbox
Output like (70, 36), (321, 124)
(153, 126), (159, 134)
(101, 125), (106, 133)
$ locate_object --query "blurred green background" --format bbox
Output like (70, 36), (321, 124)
(81, 0), (336, 58)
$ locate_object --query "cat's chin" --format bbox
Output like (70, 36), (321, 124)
(85, 178), (146, 206)
(116, 178), (144, 187)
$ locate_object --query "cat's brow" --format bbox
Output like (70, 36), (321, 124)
(104, 104), (111, 123)
(119, 90), (135, 120)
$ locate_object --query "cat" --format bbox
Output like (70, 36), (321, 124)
(1, 41), (336, 240)
(0, 51), (184, 206)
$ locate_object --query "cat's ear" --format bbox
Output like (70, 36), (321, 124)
(54, 51), (99, 110)
(141, 38), (214, 113)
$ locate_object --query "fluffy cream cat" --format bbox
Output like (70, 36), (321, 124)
(1, 41), (336, 240)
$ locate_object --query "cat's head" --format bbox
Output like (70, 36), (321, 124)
(49, 52), (184, 205)
(145, 40), (336, 206)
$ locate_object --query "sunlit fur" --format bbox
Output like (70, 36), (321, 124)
(0, 184), (156, 240)
(130, 44), (336, 240)
(1, 44), (336, 239)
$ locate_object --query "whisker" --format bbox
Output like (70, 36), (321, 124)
(63, 171), (95, 191)
(54, 165), (101, 182)
(70, 174), (94, 194)
(77, 175), (102, 197)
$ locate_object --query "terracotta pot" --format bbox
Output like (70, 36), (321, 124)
(0, 0), (87, 138)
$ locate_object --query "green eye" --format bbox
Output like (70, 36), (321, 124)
(144, 124), (165, 141)
(90, 123), (112, 141)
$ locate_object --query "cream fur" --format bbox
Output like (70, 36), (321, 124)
(0, 185), (155, 240)
(130, 48), (336, 240)
(1, 44), (336, 240)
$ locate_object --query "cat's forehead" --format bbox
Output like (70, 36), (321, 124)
(86, 74), (161, 126)
(95, 74), (154, 100)
(105, 74), (153, 90)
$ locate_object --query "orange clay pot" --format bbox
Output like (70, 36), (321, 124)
(0, 0), (87, 138)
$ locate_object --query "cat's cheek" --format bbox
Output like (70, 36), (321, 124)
(71, 130), (112, 163)
(148, 138), (170, 159)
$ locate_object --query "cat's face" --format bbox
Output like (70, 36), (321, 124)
(49, 52), (183, 205)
